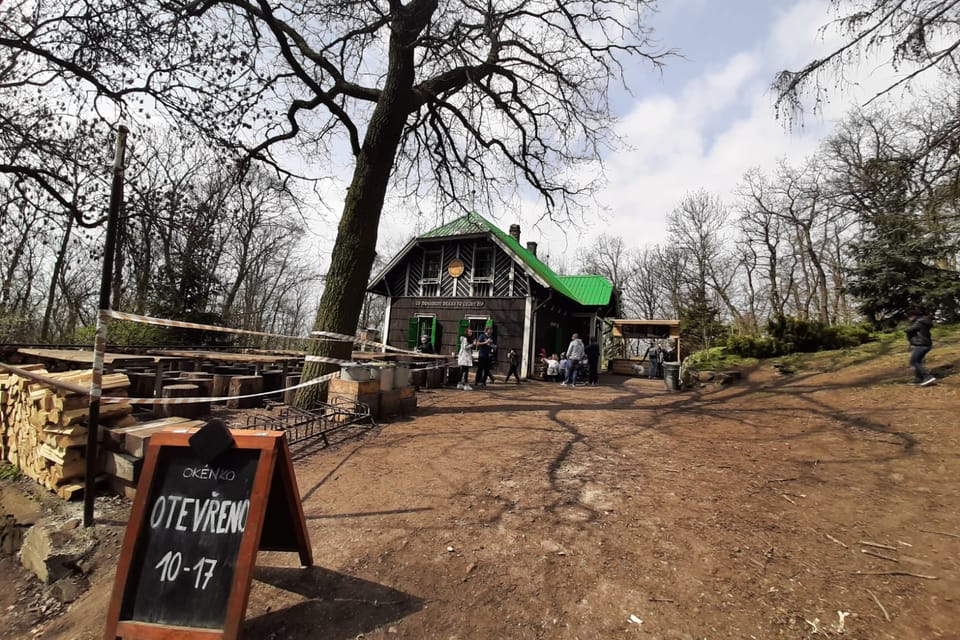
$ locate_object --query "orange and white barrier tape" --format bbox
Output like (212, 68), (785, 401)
(101, 309), (309, 342)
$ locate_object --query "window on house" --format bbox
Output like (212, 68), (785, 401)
(474, 248), (493, 281)
(468, 317), (490, 336)
(472, 248), (493, 296)
(421, 249), (442, 296)
(407, 315), (438, 349)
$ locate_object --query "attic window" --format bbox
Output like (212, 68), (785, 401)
(473, 248), (493, 283)
(419, 250), (442, 296)
(423, 250), (442, 280)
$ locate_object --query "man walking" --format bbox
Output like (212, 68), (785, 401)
(905, 311), (936, 386)
(475, 326), (496, 388)
(562, 333), (585, 386)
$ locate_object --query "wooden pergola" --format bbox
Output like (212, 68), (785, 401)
(610, 319), (682, 362)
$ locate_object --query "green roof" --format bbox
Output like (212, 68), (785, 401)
(558, 275), (615, 307)
(420, 212), (613, 307)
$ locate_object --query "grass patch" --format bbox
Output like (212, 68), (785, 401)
(686, 346), (757, 371)
(0, 462), (22, 481)
(692, 323), (960, 375)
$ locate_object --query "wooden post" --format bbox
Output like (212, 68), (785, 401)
(85, 125), (128, 528)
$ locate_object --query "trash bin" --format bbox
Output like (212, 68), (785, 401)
(663, 362), (681, 392)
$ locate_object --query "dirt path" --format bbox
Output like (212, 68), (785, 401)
(23, 346), (960, 639)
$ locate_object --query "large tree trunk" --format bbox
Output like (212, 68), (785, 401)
(294, 4), (429, 407)
(293, 148), (398, 407)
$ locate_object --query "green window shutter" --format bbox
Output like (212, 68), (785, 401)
(430, 317), (438, 344)
(408, 317), (419, 349)
(485, 318), (494, 329)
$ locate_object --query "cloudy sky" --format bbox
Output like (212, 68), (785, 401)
(309, 0), (911, 267)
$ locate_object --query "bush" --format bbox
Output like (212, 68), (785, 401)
(723, 335), (791, 359)
(724, 317), (875, 358)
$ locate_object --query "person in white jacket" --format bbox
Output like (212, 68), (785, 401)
(562, 333), (585, 386)
(457, 327), (475, 390)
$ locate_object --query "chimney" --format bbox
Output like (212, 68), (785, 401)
(509, 224), (521, 243)
(526, 241), (538, 257)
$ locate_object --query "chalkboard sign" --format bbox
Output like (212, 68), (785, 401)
(105, 429), (312, 640)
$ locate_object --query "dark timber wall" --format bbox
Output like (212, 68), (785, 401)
(390, 297), (527, 373)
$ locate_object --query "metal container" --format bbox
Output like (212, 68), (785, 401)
(340, 364), (371, 382)
(369, 363), (395, 391)
(662, 362), (681, 392)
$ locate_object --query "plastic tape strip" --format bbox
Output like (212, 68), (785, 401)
(102, 371), (338, 405)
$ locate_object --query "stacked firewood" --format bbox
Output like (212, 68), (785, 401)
(0, 368), (133, 499)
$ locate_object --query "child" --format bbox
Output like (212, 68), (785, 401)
(546, 353), (560, 382)
(506, 348), (521, 383)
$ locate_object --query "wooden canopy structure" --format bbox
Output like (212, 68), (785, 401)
(610, 319), (682, 360)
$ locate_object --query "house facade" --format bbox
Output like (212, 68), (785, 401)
(367, 213), (619, 378)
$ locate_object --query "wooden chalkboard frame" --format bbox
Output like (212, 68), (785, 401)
(104, 429), (312, 640)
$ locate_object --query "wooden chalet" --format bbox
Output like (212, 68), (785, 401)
(367, 213), (620, 378)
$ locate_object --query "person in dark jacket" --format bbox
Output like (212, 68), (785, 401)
(416, 334), (435, 354)
(584, 336), (600, 386)
(905, 311), (935, 386)
(474, 326), (495, 388)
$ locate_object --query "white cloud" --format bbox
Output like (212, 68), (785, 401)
(356, 0), (941, 267)
(518, 0), (906, 255)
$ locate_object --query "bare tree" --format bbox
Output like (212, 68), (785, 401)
(623, 246), (673, 319)
(773, 0), (960, 123)
(4, 1), (674, 399)
(667, 189), (742, 325)
(577, 233), (634, 309)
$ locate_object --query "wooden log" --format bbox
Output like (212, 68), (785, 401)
(160, 384), (209, 420)
(123, 420), (203, 458)
(226, 376), (263, 409)
(211, 374), (233, 403)
(127, 372), (157, 398)
(99, 449), (142, 483)
(283, 375), (301, 405)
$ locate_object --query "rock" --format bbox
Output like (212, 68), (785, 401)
(1, 514), (28, 555)
(50, 576), (88, 603)
(19, 516), (98, 584)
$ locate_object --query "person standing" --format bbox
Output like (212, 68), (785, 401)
(505, 348), (521, 383)
(563, 333), (585, 386)
(585, 336), (600, 386)
(655, 344), (665, 379)
(644, 341), (657, 379)
(905, 311), (936, 386)
(457, 327), (474, 390)
(474, 326), (495, 388)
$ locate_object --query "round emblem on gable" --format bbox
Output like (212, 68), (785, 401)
(447, 259), (465, 278)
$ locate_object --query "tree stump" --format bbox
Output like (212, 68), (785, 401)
(161, 384), (209, 420)
(226, 376), (263, 409)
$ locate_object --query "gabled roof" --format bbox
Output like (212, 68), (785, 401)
(371, 212), (616, 308)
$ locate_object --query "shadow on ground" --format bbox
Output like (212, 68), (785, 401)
(244, 566), (423, 639)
